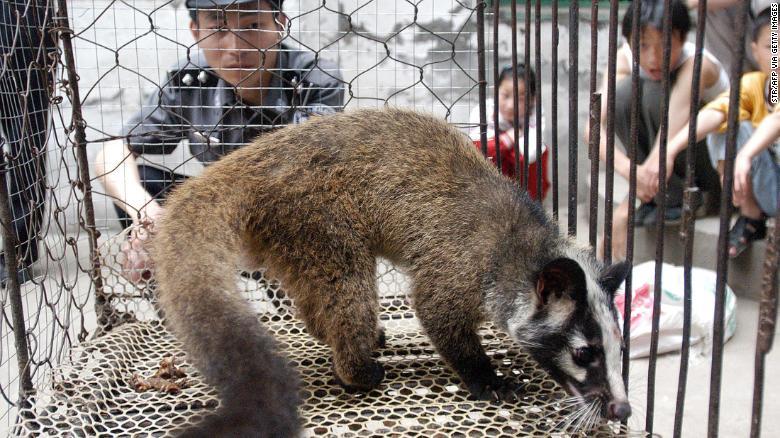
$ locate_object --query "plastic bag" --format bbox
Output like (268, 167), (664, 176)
(613, 261), (738, 359)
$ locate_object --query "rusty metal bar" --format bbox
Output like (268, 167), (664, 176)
(750, 218), (779, 438)
(602, 0), (619, 265)
(0, 145), (34, 403)
(476, 0), (488, 156)
(673, 0), (708, 435)
(550, 0), (559, 219)
(55, 0), (108, 330)
(492, 0), (500, 171)
(708, 2), (751, 436)
(522, 0), (531, 189)
(567, 0), (579, 237)
(510, 0), (520, 183)
(534, 0), (542, 201)
(588, 0), (599, 127)
(622, 0), (642, 394)
(0, 0), (50, 406)
(587, 0), (599, 252)
(646, 0), (674, 433)
(589, 93), (601, 252)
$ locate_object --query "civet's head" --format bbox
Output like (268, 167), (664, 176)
(507, 253), (632, 422)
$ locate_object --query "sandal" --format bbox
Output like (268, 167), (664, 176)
(727, 215), (767, 259)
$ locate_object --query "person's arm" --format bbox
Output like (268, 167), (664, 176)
(93, 77), (184, 284)
(588, 44), (633, 180)
(668, 108), (726, 161)
(733, 111), (780, 204)
(638, 57), (720, 197)
(641, 108), (726, 194)
(94, 140), (164, 224)
(93, 140), (163, 284)
(98, 72), (188, 222)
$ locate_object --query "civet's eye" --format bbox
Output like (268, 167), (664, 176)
(572, 347), (596, 367)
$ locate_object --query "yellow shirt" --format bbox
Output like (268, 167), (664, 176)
(704, 71), (779, 133)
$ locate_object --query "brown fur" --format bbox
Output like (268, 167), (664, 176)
(151, 108), (575, 436)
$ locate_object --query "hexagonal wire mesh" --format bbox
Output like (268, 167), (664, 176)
(13, 255), (648, 437)
(8, 0), (776, 437)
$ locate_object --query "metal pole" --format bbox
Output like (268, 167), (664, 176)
(622, 0), (643, 392)
(0, 149), (34, 402)
(550, 0), (559, 220)
(534, 0), (542, 201)
(476, 0), (488, 158)
(55, 0), (108, 332)
(510, 0), (520, 183)
(673, 0), (708, 435)
(646, 0), (674, 432)
(522, 0), (531, 188)
(566, 0), (578, 237)
(587, 0), (599, 252)
(707, 2), (750, 436)
(750, 219), (779, 438)
(589, 93), (601, 252)
(602, 0), (619, 265)
(492, 0), (501, 172)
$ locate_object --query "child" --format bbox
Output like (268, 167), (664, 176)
(650, 7), (779, 258)
(591, 0), (728, 260)
(469, 63), (549, 201)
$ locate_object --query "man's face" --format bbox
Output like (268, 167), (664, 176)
(633, 26), (685, 82)
(190, 1), (285, 91)
(752, 25), (778, 77)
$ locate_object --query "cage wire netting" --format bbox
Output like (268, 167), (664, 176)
(0, 0), (658, 436)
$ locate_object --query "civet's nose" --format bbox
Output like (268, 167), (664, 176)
(607, 400), (632, 421)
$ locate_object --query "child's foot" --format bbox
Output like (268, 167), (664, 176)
(727, 215), (767, 258)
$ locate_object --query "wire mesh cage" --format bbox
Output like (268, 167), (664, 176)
(5, 0), (641, 436)
(1, 0), (778, 437)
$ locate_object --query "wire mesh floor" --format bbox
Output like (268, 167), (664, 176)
(11, 280), (648, 437)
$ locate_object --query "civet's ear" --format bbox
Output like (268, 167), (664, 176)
(535, 258), (587, 306)
(599, 260), (631, 297)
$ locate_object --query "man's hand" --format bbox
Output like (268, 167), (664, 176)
(732, 151), (752, 207)
(635, 165), (658, 203)
(637, 149), (676, 202)
(119, 206), (163, 285)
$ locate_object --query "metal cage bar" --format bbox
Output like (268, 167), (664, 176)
(673, 0), (709, 435)
(708, 2), (752, 436)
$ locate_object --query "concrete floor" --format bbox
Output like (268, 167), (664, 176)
(626, 298), (780, 437)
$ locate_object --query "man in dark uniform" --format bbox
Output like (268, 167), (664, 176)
(94, 0), (344, 282)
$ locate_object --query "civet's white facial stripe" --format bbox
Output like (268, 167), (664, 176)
(557, 351), (586, 383)
(570, 331), (588, 350)
(545, 298), (576, 328)
(506, 299), (533, 337)
(565, 246), (628, 403)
